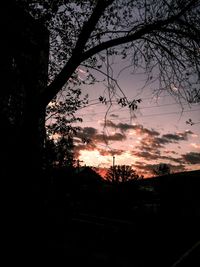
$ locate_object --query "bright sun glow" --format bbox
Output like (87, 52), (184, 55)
(79, 149), (139, 168)
(79, 150), (110, 167)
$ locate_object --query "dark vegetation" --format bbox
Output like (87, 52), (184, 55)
(106, 164), (144, 183)
(47, 167), (200, 266)
(1, 1), (200, 265)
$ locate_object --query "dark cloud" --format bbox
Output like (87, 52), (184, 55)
(132, 151), (160, 160)
(164, 150), (178, 155)
(153, 137), (170, 145)
(182, 152), (200, 164)
(117, 122), (138, 132)
(77, 126), (125, 144)
(75, 125), (196, 173)
(133, 161), (186, 177)
(103, 120), (117, 128)
(95, 132), (126, 143)
(102, 120), (160, 136)
(98, 148), (124, 156)
(134, 129), (195, 160)
(106, 133), (126, 141)
(161, 156), (184, 164)
(133, 126), (160, 137)
(135, 136), (169, 155)
(110, 114), (119, 118)
(98, 149), (112, 156)
(74, 126), (126, 157)
(132, 150), (183, 164)
(77, 127), (98, 141)
(162, 133), (184, 141)
(81, 127), (97, 136)
(73, 127), (98, 157)
(162, 130), (193, 142)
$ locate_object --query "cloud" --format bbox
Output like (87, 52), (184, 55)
(134, 129), (195, 158)
(102, 120), (160, 136)
(132, 151), (160, 160)
(95, 132), (126, 143)
(77, 126), (98, 141)
(132, 150), (183, 164)
(132, 126), (160, 137)
(182, 152), (200, 164)
(77, 126), (125, 143)
(110, 114), (119, 118)
(74, 126), (126, 157)
(135, 136), (169, 155)
(75, 124), (196, 173)
(98, 148), (124, 156)
(107, 133), (126, 141)
(164, 150), (178, 155)
(103, 120), (117, 128)
(162, 130), (193, 142)
(133, 161), (186, 177)
(161, 156), (184, 164)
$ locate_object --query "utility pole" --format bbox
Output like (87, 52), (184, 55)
(112, 155), (115, 183)
(77, 159), (83, 173)
(113, 156), (115, 168)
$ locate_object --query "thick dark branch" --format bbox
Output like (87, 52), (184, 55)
(74, 0), (114, 53)
(81, 1), (199, 62)
(80, 26), (159, 62)
(41, 0), (114, 106)
(41, 56), (81, 106)
(142, 37), (186, 68)
(90, 30), (130, 39)
(41, 0), (198, 107)
(80, 23), (178, 62)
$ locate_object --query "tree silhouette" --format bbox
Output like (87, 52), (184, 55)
(106, 165), (143, 183)
(2, 0), (199, 180)
(45, 86), (88, 169)
(153, 163), (171, 176)
(1, 0), (200, 256)
(45, 135), (75, 169)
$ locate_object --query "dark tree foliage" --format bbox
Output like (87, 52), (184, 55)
(9, 0), (200, 180)
(1, 0), (200, 257)
(3, 0), (200, 176)
(16, 0), (200, 105)
(106, 165), (143, 183)
(11, 0), (200, 174)
(45, 135), (75, 169)
(45, 86), (88, 165)
(153, 163), (171, 176)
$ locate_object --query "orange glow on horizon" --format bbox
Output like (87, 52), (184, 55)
(78, 150), (152, 178)
(78, 150), (140, 169)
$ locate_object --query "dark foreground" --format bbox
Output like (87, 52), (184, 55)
(47, 213), (200, 267)
(45, 170), (200, 266)
(4, 169), (200, 266)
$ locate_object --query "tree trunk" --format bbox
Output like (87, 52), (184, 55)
(0, 3), (49, 258)
(0, 101), (48, 258)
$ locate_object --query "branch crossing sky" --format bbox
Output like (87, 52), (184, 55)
(73, 67), (200, 177)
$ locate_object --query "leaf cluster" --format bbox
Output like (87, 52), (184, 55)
(106, 164), (143, 183)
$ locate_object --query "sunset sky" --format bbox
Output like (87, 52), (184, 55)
(67, 62), (200, 178)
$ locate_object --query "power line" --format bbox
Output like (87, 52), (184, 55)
(79, 94), (179, 110)
(77, 103), (199, 116)
(88, 94), (176, 103)
(78, 93), (198, 113)
(140, 109), (200, 118)
(80, 109), (200, 123)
